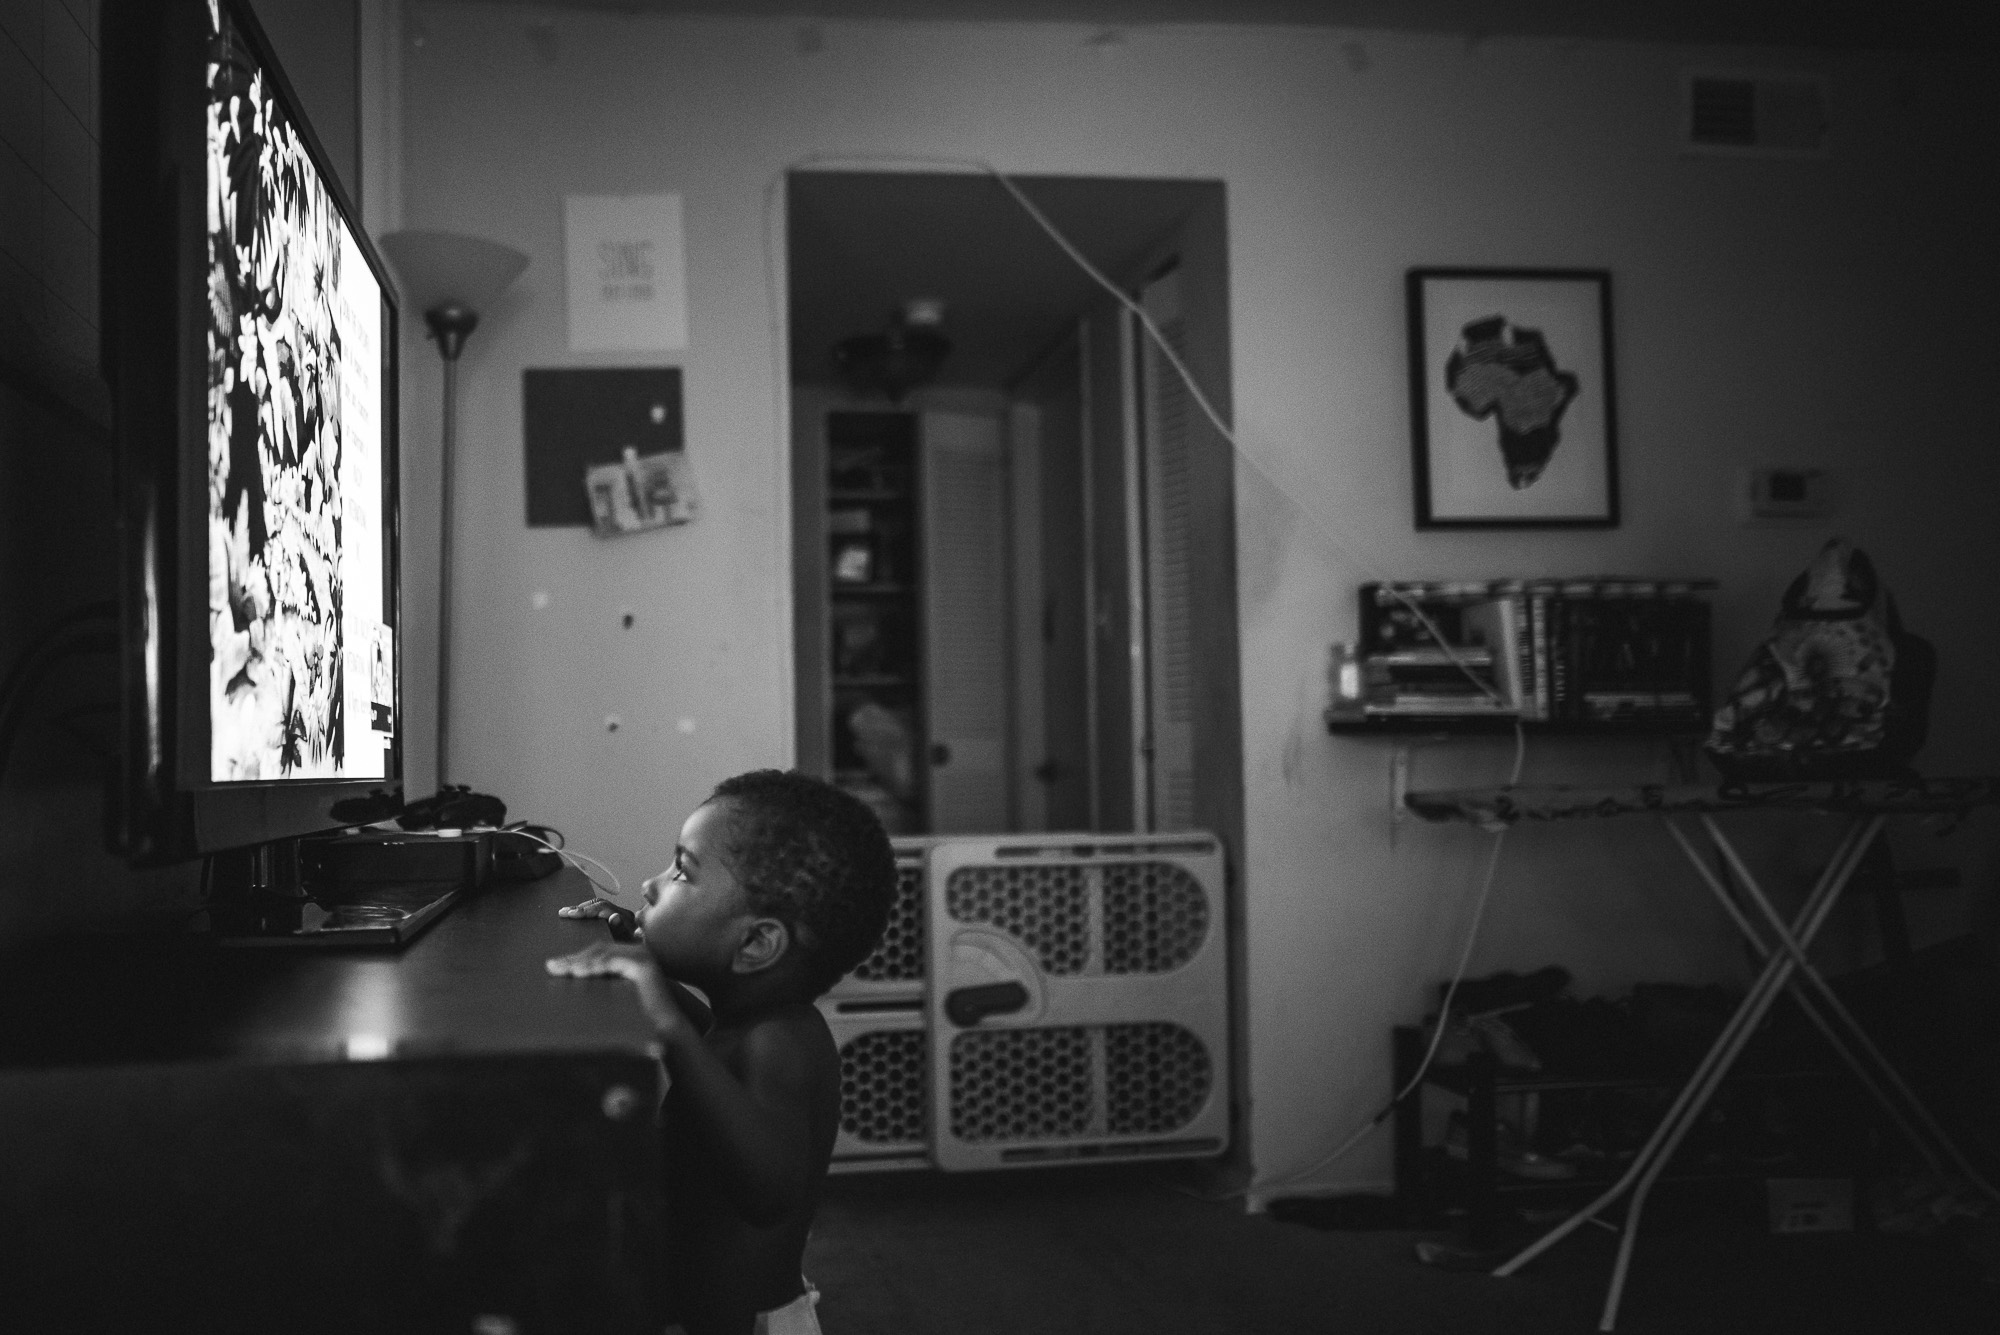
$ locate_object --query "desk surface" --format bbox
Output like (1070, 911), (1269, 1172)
(1406, 775), (2000, 827)
(0, 869), (658, 1070)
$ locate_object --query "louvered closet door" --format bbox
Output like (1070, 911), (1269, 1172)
(1137, 271), (1197, 831)
(921, 411), (1010, 833)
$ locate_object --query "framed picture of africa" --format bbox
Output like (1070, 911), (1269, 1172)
(1407, 268), (1619, 529)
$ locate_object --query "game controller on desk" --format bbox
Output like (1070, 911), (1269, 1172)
(392, 787), (652, 941)
(212, 788), (571, 947)
(389, 784), (508, 833)
(334, 784), (568, 883)
(374, 788), (649, 940)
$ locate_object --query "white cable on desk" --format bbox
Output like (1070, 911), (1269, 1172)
(500, 826), (626, 907)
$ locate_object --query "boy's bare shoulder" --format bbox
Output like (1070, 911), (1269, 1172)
(711, 1001), (837, 1088)
(722, 999), (833, 1051)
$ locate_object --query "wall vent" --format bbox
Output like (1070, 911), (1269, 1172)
(1683, 71), (1829, 157)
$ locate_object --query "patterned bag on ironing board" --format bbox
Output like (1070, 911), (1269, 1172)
(1705, 539), (1935, 782)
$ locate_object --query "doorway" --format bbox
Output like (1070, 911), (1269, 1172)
(786, 170), (1241, 847)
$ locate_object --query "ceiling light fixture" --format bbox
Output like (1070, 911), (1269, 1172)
(833, 299), (952, 403)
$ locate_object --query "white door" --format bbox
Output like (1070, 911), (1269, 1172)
(921, 411), (1010, 833)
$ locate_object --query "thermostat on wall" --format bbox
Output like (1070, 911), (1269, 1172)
(1744, 467), (1832, 521)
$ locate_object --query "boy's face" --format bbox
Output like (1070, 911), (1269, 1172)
(639, 799), (762, 983)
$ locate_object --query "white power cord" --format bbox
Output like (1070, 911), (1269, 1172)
(500, 824), (629, 908)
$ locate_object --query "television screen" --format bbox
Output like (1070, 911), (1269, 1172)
(103, 0), (402, 863)
(205, 2), (391, 784)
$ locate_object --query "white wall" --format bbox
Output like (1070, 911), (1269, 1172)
(397, 3), (2000, 1198)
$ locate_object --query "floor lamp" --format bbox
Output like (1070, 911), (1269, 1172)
(378, 230), (528, 791)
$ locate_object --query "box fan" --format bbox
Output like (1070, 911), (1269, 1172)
(925, 833), (1229, 1170)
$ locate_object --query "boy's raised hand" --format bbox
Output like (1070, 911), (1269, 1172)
(556, 897), (617, 919)
(545, 942), (692, 1039)
(558, 896), (639, 939)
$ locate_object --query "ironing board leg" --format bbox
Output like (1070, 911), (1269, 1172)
(1705, 817), (2000, 1203)
(1662, 818), (1949, 1184)
(1589, 817), (1882, 1331)
(1494, 819), (1876, 1292)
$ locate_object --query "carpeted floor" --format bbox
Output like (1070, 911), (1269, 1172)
(804, 1166), (1997, 1335)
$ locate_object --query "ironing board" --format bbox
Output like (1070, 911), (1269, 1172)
(1404, 776), (2000, 1331)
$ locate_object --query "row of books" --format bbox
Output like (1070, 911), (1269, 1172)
(1347, 580), (1716, 723)
(1365, 578), (1718, 603)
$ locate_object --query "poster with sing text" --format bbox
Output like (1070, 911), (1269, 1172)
(564, 193), (689, 352)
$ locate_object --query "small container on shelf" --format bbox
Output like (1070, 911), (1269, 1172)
(832, 537), (876, 585)
(1327, 641), (1367, 720)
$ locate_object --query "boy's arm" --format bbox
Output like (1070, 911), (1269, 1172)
(545, 945), (819, 1226)
(655, 1010), (824, 1228)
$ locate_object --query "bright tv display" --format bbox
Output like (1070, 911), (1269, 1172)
(204, 0), (390, 784)
(104, 0), (403, 863)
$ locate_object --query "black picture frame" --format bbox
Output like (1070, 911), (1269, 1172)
(1408, 268), (1619, 529)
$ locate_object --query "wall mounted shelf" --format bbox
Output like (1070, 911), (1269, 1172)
(1325, 713), (1703, 736)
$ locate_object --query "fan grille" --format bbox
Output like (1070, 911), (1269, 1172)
(850, 859), (925, 983)
(1102, 863), (1209, 974)
(838, 1029), (928, 1145)
(949, 1022), (1212, 1144)
(944, 865), (1090, 974)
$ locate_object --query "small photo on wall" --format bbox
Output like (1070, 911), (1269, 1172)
(1408, 268), (1618, 529)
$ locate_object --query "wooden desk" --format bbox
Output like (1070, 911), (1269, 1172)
(0, 870), (667, 1333)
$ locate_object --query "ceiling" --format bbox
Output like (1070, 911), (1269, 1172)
(788, 173), (1216, 390)
(463, 0), (1994, 53)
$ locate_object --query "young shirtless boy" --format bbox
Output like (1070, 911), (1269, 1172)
(548, 770), (896, 1335)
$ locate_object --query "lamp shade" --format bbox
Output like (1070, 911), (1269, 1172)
(378, 229), (529, 316)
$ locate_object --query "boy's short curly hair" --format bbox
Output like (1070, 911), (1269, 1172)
(707, 769), (897, 998)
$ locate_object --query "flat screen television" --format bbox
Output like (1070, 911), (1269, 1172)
(102, 0), (403, 869)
